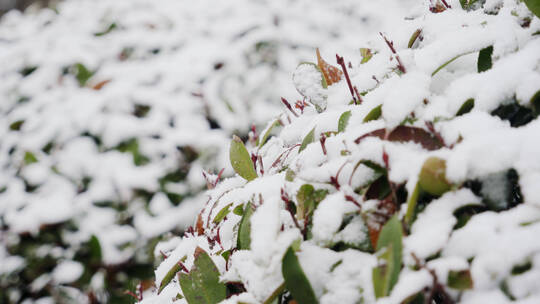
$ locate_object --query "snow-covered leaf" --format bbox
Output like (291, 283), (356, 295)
(230, 135), (257, 181)
(282, 246), (318, 304)
(179, 248), (226, 304)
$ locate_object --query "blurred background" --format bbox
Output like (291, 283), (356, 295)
(0, 0), (414, 302)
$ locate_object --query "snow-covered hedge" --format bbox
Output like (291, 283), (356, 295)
(143, 1), (540, 303)
(0, 0), (415, 302)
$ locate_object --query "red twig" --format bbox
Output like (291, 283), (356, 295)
(257, 155), (264, 175)
(336, 54), (358, 104)
(345, 195), (362, 209)
(281, 97), (299, 117)
(320, 134), (327, 155)
(379, 32), (406, 74)
(281, 188), (302, 232)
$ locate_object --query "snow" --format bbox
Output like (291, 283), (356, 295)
(1, 0), (540, 303)
(52, 260), (84, 284)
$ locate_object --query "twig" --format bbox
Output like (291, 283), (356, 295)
(336, 54), (359, 104)
(379, 32), (406, 74)
(281, 97), (299, 117)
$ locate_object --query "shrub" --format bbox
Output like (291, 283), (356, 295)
(0, 0), (410, 302)
(143, 1), (540, 303)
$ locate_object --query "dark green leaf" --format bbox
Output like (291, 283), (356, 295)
(237, 202), (254, 250)
(531, 90), (540, 116)
(363, 105), (382, 122)
(448, 270), (473, 290)
(402, 292), (425, 304)
(179, 248), (226, 304)
(282, 246), (318, 304)
(221, 250), (231, 262)
(338, 110), (351, 133)
(456, 98), (474, 116)
(453, 203), (486, 230)
(491, 101), (535, 127)
(213, 203), (233, 224)
(89, 235), (102, 263)
(477, 46), (493, 73)
(372, 215), (403, 298)
(299, 127), (315, 152)
(10, 120), (25, 131)
(230, 135), (257, 181)
(19, 66), (38, 77)
(511, 260), (532, 275)
(524, 0), (540, 18)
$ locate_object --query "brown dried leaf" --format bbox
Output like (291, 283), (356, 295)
(92, 79), (111, 90)
(316, 48), (342, 86)
(196, 213), (205, 235)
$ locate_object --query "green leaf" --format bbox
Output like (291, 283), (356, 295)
(159, 262), (182, 294)
(221, 250), (232, 263)
(418, 157), (451, 196)
(89, 235), (102, 263)
(477, 46), (493, 73)
(179, 248), (227, 304)
(74, 63), (94, 87)
(372, 215), (403, 298)
(404, 183), (422, 228)
(448, 270), (473, 290)
(299, 127), (315, 152)
(10, 120), (25, 131)
(158, 255), (187, 294)
(491, 100), (535, 128)
(94, 22), (117, 36)
(408, 29), (422, 48)
(457, 98), (475, 116)
(530, 90), (540, 116)
(237, 202), (254, 250)
(282, 246), (318, 304)
(24, 151), (38, 165)
(360, 48), (373, 64)
(296, 184), (328, 221)
(524, 0), (540, 18)
(230, 135), (258, 181)
(116, 138), (150, 166)
(258, 119), (281, 148)
(285, 168), (296, 182)
(19, 66), (38, 77)
(233, 205), (244, 216)
(432, 51), (476, 76)
(363, 105), (382, 122)
(263, 283), (286, 304)
(338, 110), (352, 133)
(213, 203), (233, 224)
